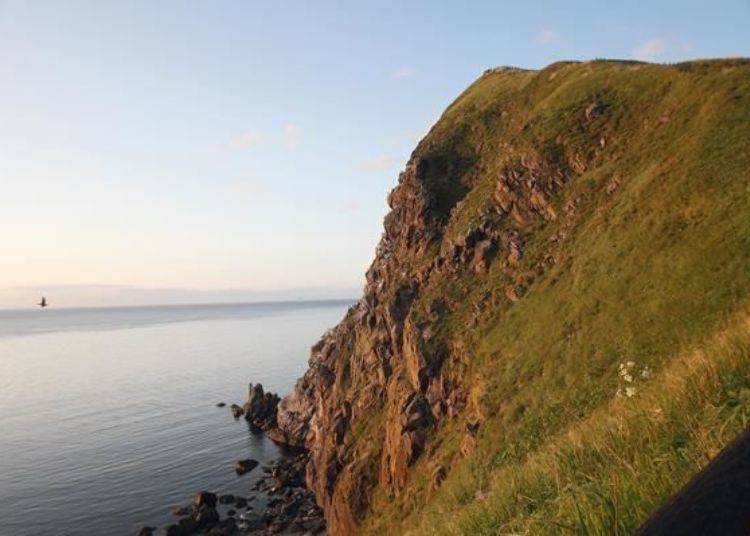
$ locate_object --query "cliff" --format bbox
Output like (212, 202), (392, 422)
(275, 59), (750, 534)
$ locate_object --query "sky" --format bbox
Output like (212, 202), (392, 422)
(1, 1), (748, 308)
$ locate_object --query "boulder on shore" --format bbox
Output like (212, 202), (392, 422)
(164, 525), (181, 536)
(170, 504), (192, 517)
(243, 383), (280, 430)
(235, 458), (259, 475)
(194, 504), (219, 527)
(229, 404), (244, 418)
(193, 491), (217, 509)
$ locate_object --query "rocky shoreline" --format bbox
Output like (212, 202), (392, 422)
(137, 383), (325, 536)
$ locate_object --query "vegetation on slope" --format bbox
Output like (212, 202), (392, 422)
(358, 58), (750, 534)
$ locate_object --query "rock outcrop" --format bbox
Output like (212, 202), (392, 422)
(234, 459), (259, 476)
(271, 67), (597, 534)
(269, 135), (582, 533)
(242, 383), (279, 430)
(272, 58), (750, 534)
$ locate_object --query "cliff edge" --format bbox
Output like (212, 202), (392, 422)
(275, 59), (750, 534)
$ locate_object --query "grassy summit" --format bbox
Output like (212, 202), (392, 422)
(353, 58), (750, 534)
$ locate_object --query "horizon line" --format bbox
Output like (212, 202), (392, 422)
(0, 296), (359, 314)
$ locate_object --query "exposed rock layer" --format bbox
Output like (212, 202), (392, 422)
(273, 63), (613, 534)
(274, 58), (750, 534)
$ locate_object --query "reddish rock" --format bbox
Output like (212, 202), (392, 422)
(267, 117), (584, 534)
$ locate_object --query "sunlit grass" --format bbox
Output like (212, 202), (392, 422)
(358, 59), (750, 534)
(420, 314), (750, 535)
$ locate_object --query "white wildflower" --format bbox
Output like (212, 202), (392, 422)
(615, 360), (645, 399)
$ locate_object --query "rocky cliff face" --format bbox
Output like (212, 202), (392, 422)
(273, 64), (595, 534)
(273, 58), (750, 534)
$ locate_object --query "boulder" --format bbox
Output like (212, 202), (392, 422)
(206, 518), (236, 535)
(243, 383), (280, 429)
(136, 527), (155, 536)
(235, 458), (259, 475)
(229, 404), (244, 418)
(194, 505), (219, 527)
(176, 516), (198, 533)
(170, 505), (192, 517)
(216, 402), (226, 408)
(193, 491), (217, 509)
(164, 525), (181, 536)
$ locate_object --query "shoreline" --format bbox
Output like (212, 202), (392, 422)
(138, 383), (324, 536)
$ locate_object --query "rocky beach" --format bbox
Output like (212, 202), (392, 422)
(138, 383), (326, 536)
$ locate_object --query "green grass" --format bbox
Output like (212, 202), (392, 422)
(354, 58), (750, 534)
(415, 313), (750, 535)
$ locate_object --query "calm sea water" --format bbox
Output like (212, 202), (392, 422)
(0, 300), (352, 535)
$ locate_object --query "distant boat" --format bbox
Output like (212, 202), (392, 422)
(38, 297), (48, 308)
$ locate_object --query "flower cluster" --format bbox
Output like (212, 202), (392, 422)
(615, 361), (652, 398)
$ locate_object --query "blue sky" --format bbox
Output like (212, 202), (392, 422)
(1, 1), (748, 307)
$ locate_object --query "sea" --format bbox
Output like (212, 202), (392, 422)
(0, 300), (353, 535)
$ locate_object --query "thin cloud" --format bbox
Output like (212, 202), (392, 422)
(228, 125), (301, 151)
(357, 155), (398, 172)
(535, 29), (558, 45)
(633, 36), (693, 61)
(633, 38), (666, 61)
(391, 66), (416, 80)
(281, 124), (301, 149)
(229, 131), (267, 150)
(225, 176), (269, 200)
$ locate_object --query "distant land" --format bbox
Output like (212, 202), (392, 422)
(0, 284), (361, 310)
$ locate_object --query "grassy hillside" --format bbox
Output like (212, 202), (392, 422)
(357, 59), (750, 534)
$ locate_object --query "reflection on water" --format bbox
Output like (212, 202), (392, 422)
(0, 300), (351, 535)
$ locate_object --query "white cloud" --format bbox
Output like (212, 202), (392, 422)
(633, 38), (667, 61)
(633, 36), (693, 62)
(357, 155), (398, 172)
(229, 131), (267, 150)
(225, 176), (269, 200)
(535, 29), (557, 45)
(391, 66), (416, 79)
(228, 125), (301, 151)
(281, 124), (301, 149)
